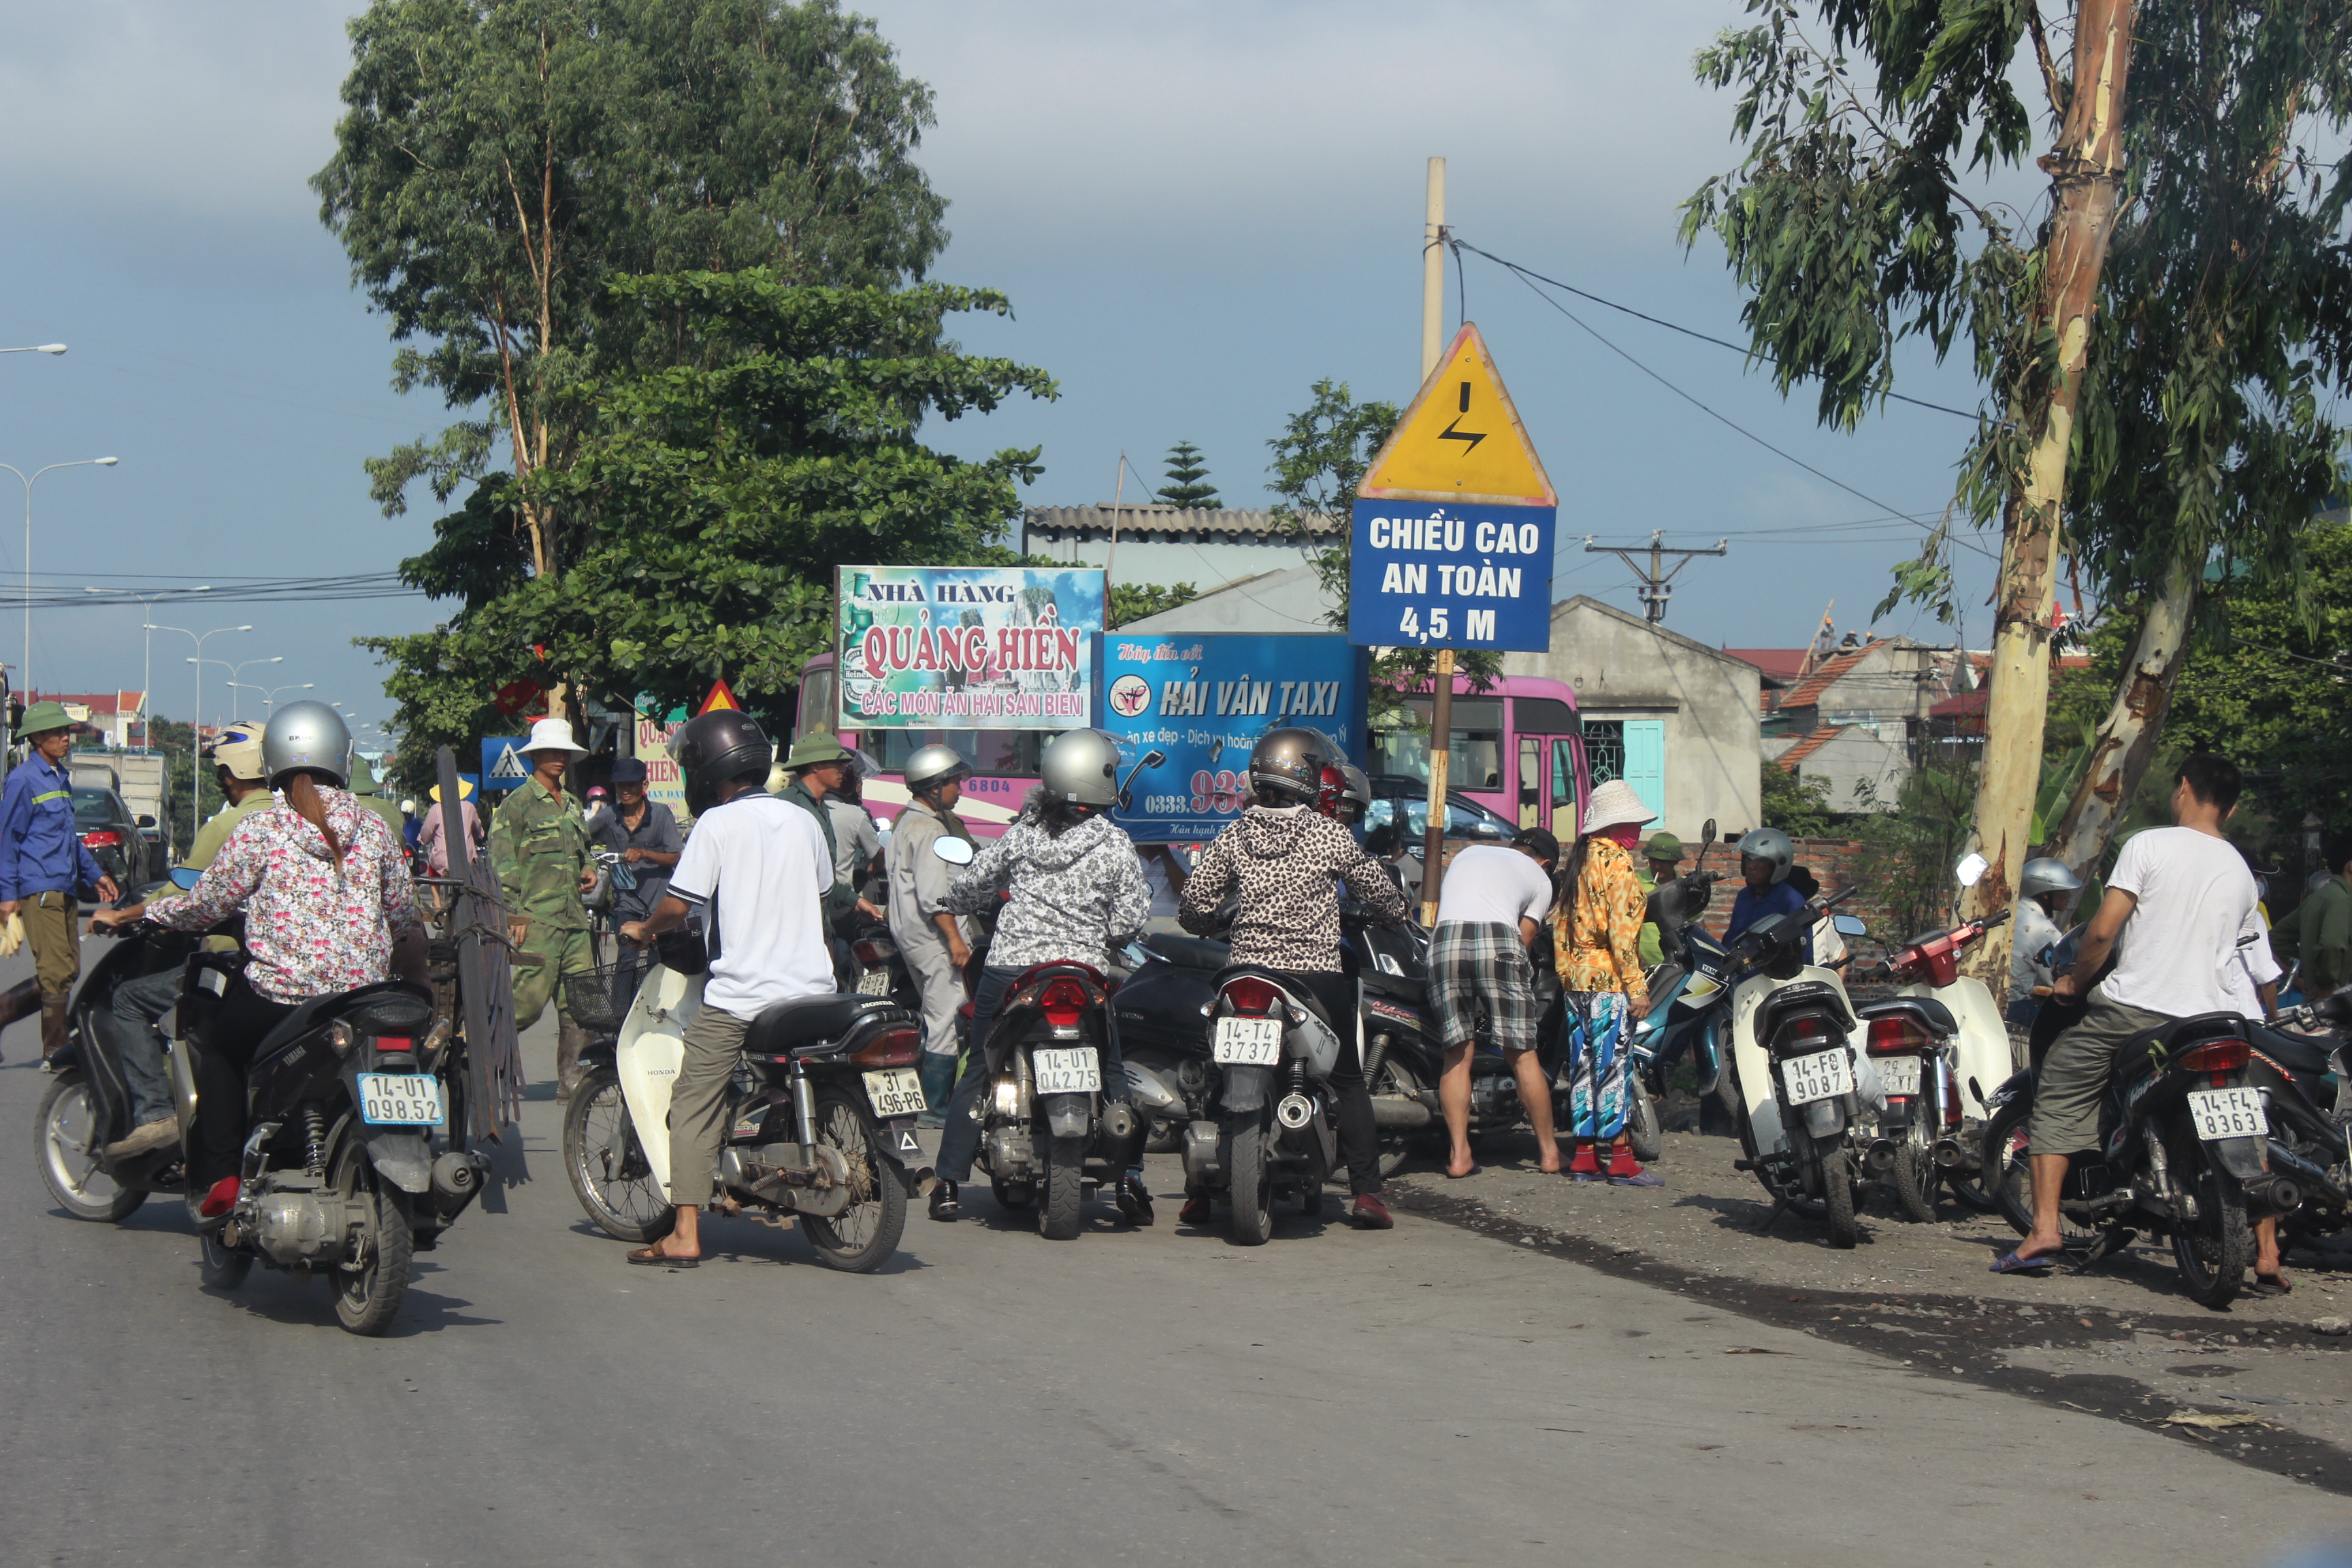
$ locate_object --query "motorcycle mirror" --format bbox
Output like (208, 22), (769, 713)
(932, 836), (975, 867)
(1955, 851), (1989, 887)
(1700, 817), (1716, 847)
(1831, 913), (1868, 938)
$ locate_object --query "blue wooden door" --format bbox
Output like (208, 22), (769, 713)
(1622, 719), (1665, 823)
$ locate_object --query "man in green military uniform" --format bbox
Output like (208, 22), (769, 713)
(489, 717), (598, 1096)
(1635, 831), (1684, 969)
(348, 755), (407, 842)
(777, 732), (859, 924)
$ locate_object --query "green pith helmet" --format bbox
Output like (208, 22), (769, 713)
(350, 755), (381, 793)
(783, 730), (852, 770)
(1645, 831), (1684, 865)
(17, 700), (71, 737)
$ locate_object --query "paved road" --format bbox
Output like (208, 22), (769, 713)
(3, 964), (2349, 1567)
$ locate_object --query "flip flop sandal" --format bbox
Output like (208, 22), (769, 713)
(1988, 1249), (2059, 1275)
(627, 1249), (699, 1268)
(2252, 1274), (2293, 1297)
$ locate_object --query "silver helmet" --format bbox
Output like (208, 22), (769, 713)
(261, 700), (352, 789)
(902, 743), (973, 796)
(2018, 857), (2083, 901)
(1039, 728), (1122, 809)
(1735, 826), (1795, 885)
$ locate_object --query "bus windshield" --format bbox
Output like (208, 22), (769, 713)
(1370, 698), (1505, 791)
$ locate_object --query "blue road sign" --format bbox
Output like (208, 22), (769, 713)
(481, 736), (533, 787)
(1346, 499), (1556, 652)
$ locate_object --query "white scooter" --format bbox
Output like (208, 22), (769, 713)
(559, 936), (932, 1273)
(1724, 885), (1882, 1247)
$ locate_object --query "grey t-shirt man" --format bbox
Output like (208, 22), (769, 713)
(591, 799), (683, 921)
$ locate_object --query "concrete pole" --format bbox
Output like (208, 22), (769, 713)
(1420, 156), (1452, 924)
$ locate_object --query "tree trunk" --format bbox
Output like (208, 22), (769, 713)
(2044, 565), (2198, 914)
(1957, 0), (2137, 995)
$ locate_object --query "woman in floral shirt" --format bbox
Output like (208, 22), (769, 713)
(1550, 779), (1659, 1186)
(95, 706), (423, 1215)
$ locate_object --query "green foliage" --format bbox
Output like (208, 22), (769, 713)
(1850, 751), (1979, 941)
(362, 271), (1055, 765)
(1264, 378), (1501, 713)
(1154, 442), (1220, 509)
(1108, 582), (1198, 629)
(1759, 759), (1838, 838)
(1680, 1), (2352, 629)
(314, 0), (949, 532)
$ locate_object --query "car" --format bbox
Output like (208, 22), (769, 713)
(71, 785), (153, 896)
(1364, 774), (1520, 846)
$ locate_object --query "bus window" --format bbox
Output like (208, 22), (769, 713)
(1517, 736), (1541, 828)
(1371, 698), (1504, 789)
(864, 728), (1045, 777)
(1552, 738), (1579, 815)
(796, 664), (837, 742)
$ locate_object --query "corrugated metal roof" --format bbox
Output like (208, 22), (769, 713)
(1024, 505), (1340, 541)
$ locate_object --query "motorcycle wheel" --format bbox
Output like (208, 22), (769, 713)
(563, 1066), (675, 1245)
(990, 1177), (1034, 1210)
(1626, 1077), (1664, 1166)
(1981, 1095), (2103, 1249)
(1891, 1120), (1938, 1223)
(1128, 1048), (1188, 1154)
(331, 1141), (413, 1337)
(1226, 1117), (1275, 1246)
(197, 1224), (250, 1291)
(34, 1072), (146, 1223)
(2170, 1153), (2251, 1311)
(1039, 1134), (1086, 1241)
(802, 1085), (906, 1273)
(1820, 1144), (1860, 1249)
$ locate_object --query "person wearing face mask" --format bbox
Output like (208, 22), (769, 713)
(1548, 780), (1659, 1186)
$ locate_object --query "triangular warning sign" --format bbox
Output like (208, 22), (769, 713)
(698, 679), (742, 715)
(1358, 323), (1556, 507)
(489, 742), (529, 781)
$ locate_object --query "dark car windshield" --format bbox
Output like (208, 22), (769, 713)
(69, 788), (117, 828)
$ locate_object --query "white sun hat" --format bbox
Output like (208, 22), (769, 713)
(1580, 778), (1659, 837)
(519, 716), (589, 756)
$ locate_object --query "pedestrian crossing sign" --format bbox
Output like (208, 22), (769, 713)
(1358, 322), (1555, 507)
(483, 737), (532, 782)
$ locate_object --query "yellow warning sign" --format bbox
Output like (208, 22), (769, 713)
(1358, 323), (1555, 507)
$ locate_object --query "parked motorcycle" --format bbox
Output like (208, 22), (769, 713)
(1183, 968), (1350, 1244)
(1723, 885), (1879, 1247)
(2249, 995), (2352, 1257)
(1113, 932), (1228, 1150)
(562, 934), (929, 1273)
(960, 962), (1151, 1237)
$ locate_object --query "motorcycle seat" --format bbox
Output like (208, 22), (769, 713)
(1143, 932), (1231, 971)
(2249, 1024), (2334, 1078)
(251, 981), (431, 1061)
(742, 994), (902, 1057)
(2120, 1010), (2247, 1060)
(1857, 995), (1958, 1036)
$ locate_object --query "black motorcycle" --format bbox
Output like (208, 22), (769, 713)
(2246, 996), (2352, 1259)
(1985, 1009), (2297, 1309)
(1182, 968), (1348, 1244)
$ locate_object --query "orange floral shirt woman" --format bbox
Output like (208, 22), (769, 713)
(1551, 835), (1649, 1009)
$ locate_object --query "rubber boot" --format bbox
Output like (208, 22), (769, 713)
(556, 1017), (589, 1100)
(917, 1052), (956, 1129)
(0, 977), (40, 1064)
(39, 992), (69, 1068)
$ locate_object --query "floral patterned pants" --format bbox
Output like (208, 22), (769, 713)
(1561, 991), (1633, 1141)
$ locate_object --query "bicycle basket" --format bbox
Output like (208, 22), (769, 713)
(564, 965), (638, 1033)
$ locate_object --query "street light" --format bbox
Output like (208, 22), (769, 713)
(3, 457), (118, 696)
(230, 681), (313, 713)
(0, 345), (67, 356)
(150, 623), (250, 740)
(223, 656), (283, 719)
(88, 587), (212, 751)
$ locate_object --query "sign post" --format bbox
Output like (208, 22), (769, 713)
(1350, 321), (1557, 920)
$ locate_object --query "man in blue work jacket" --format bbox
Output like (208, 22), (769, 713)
(0, 702), (118, 1064)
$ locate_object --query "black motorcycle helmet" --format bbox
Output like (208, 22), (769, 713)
(668, 710), (773, 817)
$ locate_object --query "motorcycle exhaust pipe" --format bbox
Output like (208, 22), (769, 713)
(1863, 1138), (1899, 1175)
(427, 1150), (493, 1220)
(1931, 1137), (1978, 1171)
(2244, 1173), (2304, 1216)
(1369, 1094), (1434, 1129)
(1275, 1094), (1316, 1131)
(2266, 1144), (2347, 1210)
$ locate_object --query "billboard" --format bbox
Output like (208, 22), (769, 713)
(633, 715), (687, 819)
(836, 566), (1105, 730)
(1101, 632), (1369, 840)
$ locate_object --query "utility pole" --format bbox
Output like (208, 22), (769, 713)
(1583, 532), (1728, 625)
(1418, 154), (1451, 924)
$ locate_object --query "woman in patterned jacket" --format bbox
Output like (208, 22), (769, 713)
(93, 703), (424, 1220)
(1550, 779), (1660, 1186)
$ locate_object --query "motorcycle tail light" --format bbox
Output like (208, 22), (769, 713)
(1039, 977), (1090, 1030)
(373, 1036), (414, 1053)
(1223, 977), (1281, 1016)
(2177, 1039), (2249, 1073)
(327, 1021), (356, 1056)
(852, 939), (892, 966)
(850, 1026), (921, 1068)
(1865, 1016), (1929, 1056)
(1784, 1017), (1832, 1048)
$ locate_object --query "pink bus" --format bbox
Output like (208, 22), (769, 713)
(796, 653), (1592, 847)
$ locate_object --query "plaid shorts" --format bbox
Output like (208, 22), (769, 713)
(1427, 921), (1542, 1054)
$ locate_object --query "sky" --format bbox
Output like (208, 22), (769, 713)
(0, 0), (2014, 738)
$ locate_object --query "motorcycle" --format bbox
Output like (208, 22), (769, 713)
(1183, 967), (1350, 1245)
(2248, 994), (2352, 1258)
(1113, 931), (1229, 1151)
(1722, 884), (1879, 1247)
(1984, 996), (2300, 1309)
(958, 962), (1152, 1237)
(1852, 853), (2017, 1214)
(561, 932), (930, 1273)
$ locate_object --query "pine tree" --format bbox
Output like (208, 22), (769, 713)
(1154, 441), (1220, 509)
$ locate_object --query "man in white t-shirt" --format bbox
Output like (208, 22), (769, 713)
(618, 710), (833, 1267)
(1428, 828), (1561, 1179)
(2004, 755), (2283, 1288)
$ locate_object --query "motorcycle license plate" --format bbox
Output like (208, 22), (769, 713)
(1213, 1016), (1283, 1065)
(1876, 1056), (1922, 1096)
(1032, 1046), (1101, 1094)
(2187, 1087), (2266, 1141)
(863, 1068), (927, 1119)
(1780, 1048), (1854, 1107)
(855, 969), (893, 996)
(358, 1073), (443, 1126)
